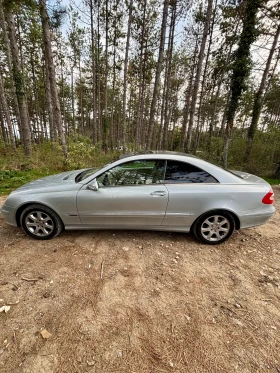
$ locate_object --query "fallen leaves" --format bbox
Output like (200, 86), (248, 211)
(40, 329), (52, 339)
(0, 305), (11, 313)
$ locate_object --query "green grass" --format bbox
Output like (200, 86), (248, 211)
(0, 168), (60, 195)
(262, 177), (280, 186)
(0, 140), (120, 195)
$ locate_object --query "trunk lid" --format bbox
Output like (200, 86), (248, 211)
(230, 170), (269, 185)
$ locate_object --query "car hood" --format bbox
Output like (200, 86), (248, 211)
(14, 169), (86, 192)
(230, 170), (269, 185)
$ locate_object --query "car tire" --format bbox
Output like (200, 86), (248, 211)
(20, 204), (63, 240)
(193, 211), (235, 245)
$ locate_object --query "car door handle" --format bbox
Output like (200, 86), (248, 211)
(150, 191), (167, 197)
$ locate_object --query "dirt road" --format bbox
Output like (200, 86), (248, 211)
(0, 187), (280, 373)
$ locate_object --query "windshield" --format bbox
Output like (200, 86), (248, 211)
(75, 168), (97, 183)
(75, 158), (119, 183)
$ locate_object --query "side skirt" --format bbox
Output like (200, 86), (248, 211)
(64, 225), (190, 233)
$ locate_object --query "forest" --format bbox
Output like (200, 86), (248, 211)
(0, 0), (279, 183)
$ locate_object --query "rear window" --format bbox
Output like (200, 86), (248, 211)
(164, 161), (218, 183)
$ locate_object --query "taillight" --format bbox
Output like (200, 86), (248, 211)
(262, 189), (274, 204)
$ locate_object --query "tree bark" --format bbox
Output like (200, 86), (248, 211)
(185, 0), (213, 153)
(0, 71), (16, 148)
(244, 23), (280, 162)
(0, 0), (22, 137)
(39, 0), (67, 158)
(89, 0), (97, 144)
(135, 0), (147, 150)
(194, 0), (217, 154)
(179, 40), (198, 152)
(162, 2), (177, 149)
(97, 0), (101, 142)
(5, 9), (32, 156)
(44, 59), (55, 142)
(146, 0), (169, 150)
(222, 0), (262, 168)
(122, 0), (133, 152)
(103, 0), (109, 152)
(0, 106), (7, 142)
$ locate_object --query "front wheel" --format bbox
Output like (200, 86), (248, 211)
(193, 212), (234, 245)
(20, 204), (63, 240)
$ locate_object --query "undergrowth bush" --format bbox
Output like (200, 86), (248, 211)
(65, 136), (119, 169)
(0, 137), (121, 193)
(196, 130), (279, 176)
(0, 132), (278, 194)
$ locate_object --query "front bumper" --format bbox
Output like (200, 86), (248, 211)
(1, 204), (18, 226)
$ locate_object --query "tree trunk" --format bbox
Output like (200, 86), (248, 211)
(146, 0), (169, 150)
(179, 40), (198, 152)
(158, 72), (168, 149)
(244, 23), (280, 162)
(5, 9), (32, 156)
(122, 0), (133, 152)
(162, 2), (177, 149)
(0, 107), (7, 142)
(0, 71), (16, 148)
(39, 0), (67, 158)
(0, 0), (22, 137)
(110, 12), (118, 150)
(194, 0), (217, 154)
(97, 0), (101, 142)
(44, 59), (55, 142)
(222, 0), (262, 167)
(89, 0), (97, 144)
(103, 0), (109, 152)
(79, 59), (84, 136)
(206, 85), (216, 153)
(135, 0), (147, 150)
(185, 0), (213, 153)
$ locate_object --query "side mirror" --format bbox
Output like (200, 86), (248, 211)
(87, 179), (98, 191)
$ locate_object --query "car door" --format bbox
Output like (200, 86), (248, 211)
(162, 160), (219, 228)
(76, 159), (169, 227)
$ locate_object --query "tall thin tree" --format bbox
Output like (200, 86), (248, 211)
(39, 0), (67, 158)
(244, 23), (280, 162)
(5, 5), (32, 155)
(146, 0), (169, 150)
(122, 0), (133, 152)
(185, 0), (213, 153)
(222, 0), (262, 167)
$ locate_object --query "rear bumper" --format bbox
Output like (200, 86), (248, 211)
(239, 206), (275, 229)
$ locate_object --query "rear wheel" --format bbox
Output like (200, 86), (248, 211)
(193, 211), (234, 245)
(20, 204), (63, 240)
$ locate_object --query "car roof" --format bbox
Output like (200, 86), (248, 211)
(119, 150), (198, 159)
(81, 151), (249, 185)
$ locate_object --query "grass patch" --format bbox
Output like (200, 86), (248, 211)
(0, 168), (59, 195)
(262, 177), (280, 186)
(0, 139), (120, 195)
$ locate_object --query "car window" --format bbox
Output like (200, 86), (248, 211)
(97, 160), (166, 187)
(164, 161), (218, 183)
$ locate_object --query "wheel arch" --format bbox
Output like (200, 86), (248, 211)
(15, 202), (63, 227)
(191, 208), (240, 232)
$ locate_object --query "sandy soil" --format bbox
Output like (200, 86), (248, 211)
(0, 187), (280, 373)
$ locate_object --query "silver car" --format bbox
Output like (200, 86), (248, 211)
(1, 151), (275, 244)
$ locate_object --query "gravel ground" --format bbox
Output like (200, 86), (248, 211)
(0, 187), (280, 373)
